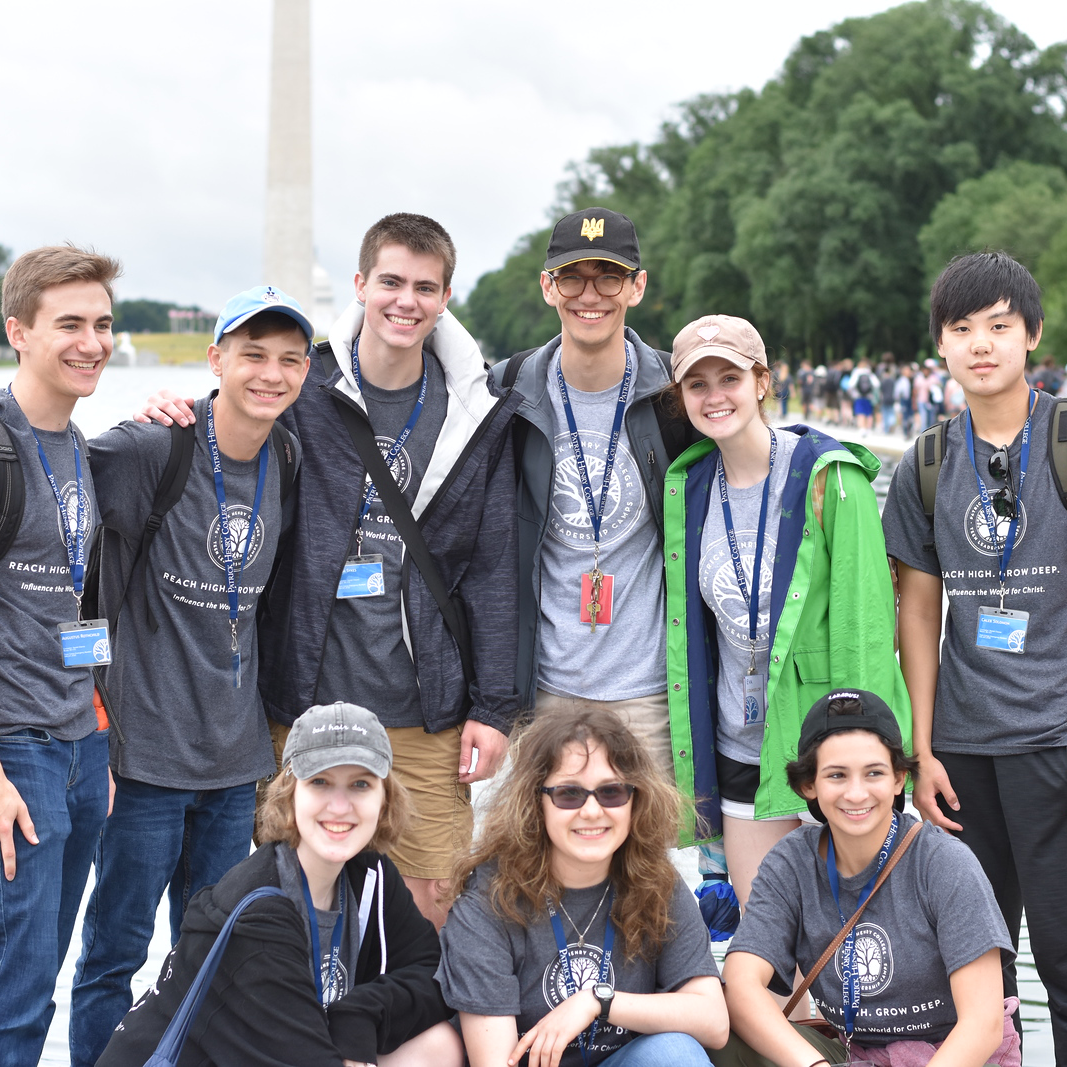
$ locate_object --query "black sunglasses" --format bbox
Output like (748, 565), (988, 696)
(988, 446), (1017, 520)
(539, 783), (635, 809)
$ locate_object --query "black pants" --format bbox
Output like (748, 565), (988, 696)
(937, 748), (1067, 1066)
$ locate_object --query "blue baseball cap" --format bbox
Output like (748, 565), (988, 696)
(213, 285), (314, 346)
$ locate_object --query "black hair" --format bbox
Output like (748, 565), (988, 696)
(929, 251), (1043, 344)
(785, 697), (919, 798)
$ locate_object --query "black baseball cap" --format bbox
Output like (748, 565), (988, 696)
(544, 207), (641, 273)
(798, 688), (905, 823)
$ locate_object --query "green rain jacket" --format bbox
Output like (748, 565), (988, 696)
(664, 425), (912, 846)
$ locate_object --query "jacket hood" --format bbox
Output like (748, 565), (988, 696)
(327, 297), (498, 423)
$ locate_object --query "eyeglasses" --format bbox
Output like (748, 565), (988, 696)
(540, 783), (635, 809)
(549, 271), (638, 298)
(988, 446), (1017, 520)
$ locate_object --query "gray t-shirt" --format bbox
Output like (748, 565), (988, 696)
(315, 353), (448, 727)
(728, 813), (1013, 1046)
(437, 866), (719, 1067)
(699, 431), (800, 764)
(882, 391), (1067, 753)
(91, 396), (295, 788)
(537, 351), (667, 700)
(0, 396), (100, 740)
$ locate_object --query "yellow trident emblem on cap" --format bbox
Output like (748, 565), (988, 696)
(580, 218), (605, 242)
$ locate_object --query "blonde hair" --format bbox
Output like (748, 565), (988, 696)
(449, 707), (685, 961)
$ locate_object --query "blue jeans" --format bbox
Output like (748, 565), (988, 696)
(603, 1033), (713, 1066)
(69, 774), (256, 1067)
(0, 727), (109, 1067)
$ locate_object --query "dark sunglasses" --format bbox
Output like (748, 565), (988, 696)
(988, 446), (1017, 520)
(539, 783), (636, 809)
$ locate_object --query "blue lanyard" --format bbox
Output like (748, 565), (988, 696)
(546, 888), (615, 1067)
(300, 868), (347, 1009)
(964, 391), (1034, 587)
(718, 429), (777, 669)
(556, 344), (633, 567)
(826, 812), (899, 1038)
(352, 338), (427, 542)
(6, 389), (85, 616)
(204, 398), (268, 683)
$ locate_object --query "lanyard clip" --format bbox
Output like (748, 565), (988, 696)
(230, 619), (239, 653)
(748, 641), (757, 675)
(73, 589), (84, 623)
(999, 582), (1006, 611)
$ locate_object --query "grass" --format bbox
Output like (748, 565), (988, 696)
(125, 333), (211, 364)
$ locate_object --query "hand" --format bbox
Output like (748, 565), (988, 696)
(0, 764), (38, 880)
(133, 389), (196, 427)
(913, 754), (962, 832)
(108, 767), (116, 818)
(509, 989), (598, 1067)
(458, 721), (508, 784)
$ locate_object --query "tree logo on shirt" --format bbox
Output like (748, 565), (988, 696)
(698, 534), (774, 653)
(549, 431), (645, 548)
(207, 507), (266, 571)
(963, 495), (1027, 557)
(57, 479), (93, 548)
(362, 434), (413, 506)
(835, 922), (894, 998)
(542, 943), (617, 1008)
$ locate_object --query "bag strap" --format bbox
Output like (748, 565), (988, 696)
(330, 391), (474, 686)
(783, 820), (922, 1019)
(144, 886), (286, 1066)
(0, 419), (26, 561)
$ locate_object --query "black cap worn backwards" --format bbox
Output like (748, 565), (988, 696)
(544, 207), (641, 273)
(798, 689), (905, 824)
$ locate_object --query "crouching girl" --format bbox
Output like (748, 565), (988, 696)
(97, 702), (463, 1067)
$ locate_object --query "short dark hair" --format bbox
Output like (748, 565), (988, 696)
(2, 244), (122, 328)
(219, 310), (310, 348)
(358, 213), (456, 290)
(929, 251), (1043, 344)
(786, 697), (919, 800)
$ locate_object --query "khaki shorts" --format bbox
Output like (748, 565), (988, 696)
(535, 690), (674, 783)
(387, 725), (473, 881)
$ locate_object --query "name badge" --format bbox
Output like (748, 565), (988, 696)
(337, 555), (385, 598)
(976, 606), (1029, 654)
(579, 572), (614, 626)
(58, 620), (112, 669)
(743, 673), (767, 725)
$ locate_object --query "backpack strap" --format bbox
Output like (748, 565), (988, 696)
(1047, 398), (1067, 510)
(0, 420), (25, 561)
(914, 419), (950, 519)
(269, 423), (297, 504)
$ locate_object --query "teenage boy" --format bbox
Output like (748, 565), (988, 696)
(882, 251), (1067, 1061)
(491, 208), (692, 778)
(142, 214), (522, 929)
(69, 286), (311, 1067)
(0, 244), (121, 1066)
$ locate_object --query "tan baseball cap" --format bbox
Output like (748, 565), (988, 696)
(671, 315), (768, 382)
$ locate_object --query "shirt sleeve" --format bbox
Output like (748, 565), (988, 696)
(90, 420), (167, 542)
(436, 876), (524, 1016)
(917, 828), (1016, 974)
(725, 842), (804, 998)
(655, 878), (722, 991)
(882, 442), (940, 576)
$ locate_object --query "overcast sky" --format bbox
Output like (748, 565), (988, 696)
(3, 0), (1065, 313)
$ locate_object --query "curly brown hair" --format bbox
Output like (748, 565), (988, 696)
(449, 707), (685, 961)
(257, 764), (413, 854)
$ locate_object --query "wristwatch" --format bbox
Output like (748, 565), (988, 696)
(593, 981), (614, 1025)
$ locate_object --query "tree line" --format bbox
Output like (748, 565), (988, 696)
(457, 0), (1067, 366)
